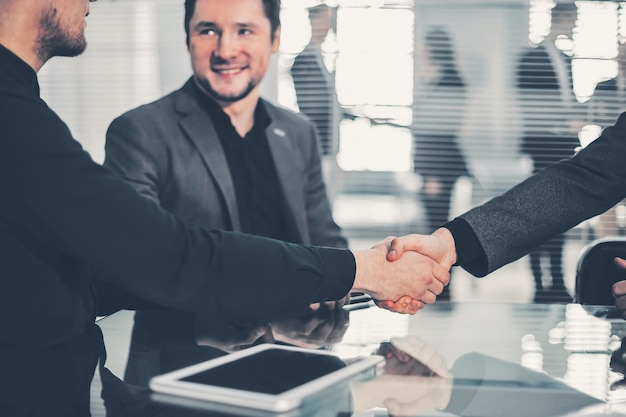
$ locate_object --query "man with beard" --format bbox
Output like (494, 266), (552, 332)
(0, 0), (449, 354)
(103, 0), (355, 309)
(104, 0), (345, 253)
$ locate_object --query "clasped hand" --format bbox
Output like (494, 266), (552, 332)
(352, 235), (452, 315)
(377, 234), (626, 321)
(358, 229), (456, 314)
(351, 335), (453, 416)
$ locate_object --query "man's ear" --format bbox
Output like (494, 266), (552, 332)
(271, 27), (281, 54)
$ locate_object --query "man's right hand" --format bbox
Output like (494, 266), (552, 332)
(373, 229), (457, 311)
(386, 228), (457, 270)
(351, 237), (450, 313)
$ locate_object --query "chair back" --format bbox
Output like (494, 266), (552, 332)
(575, 237), (626, 305)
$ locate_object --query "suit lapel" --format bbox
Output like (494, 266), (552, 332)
(176, 84), (241, 231)
(264, 107), (307, 242)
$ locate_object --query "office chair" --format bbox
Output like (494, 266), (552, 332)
(575, 237), (626, 305)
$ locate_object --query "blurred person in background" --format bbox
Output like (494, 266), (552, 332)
(290, 3), (338, 159)
(588, 41), (626, 238)
(412, 27), (469, 300)
(515, 1), (584, 303)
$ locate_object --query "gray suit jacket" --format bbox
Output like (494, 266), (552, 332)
(104, 79), (346, 248)
(459, 112), (626, 276)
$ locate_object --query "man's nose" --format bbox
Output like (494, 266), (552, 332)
(215, 34), (240, 58)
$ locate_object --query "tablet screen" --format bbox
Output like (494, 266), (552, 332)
(180, 348), (348, 395)
(150, 344), (383, 412)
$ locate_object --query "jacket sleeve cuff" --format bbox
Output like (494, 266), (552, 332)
(442, 218), (489, 275)
(316, 247), (356, 301)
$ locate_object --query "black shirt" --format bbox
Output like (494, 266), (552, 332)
(199, 91), (292, 242)
(0, 44), (97, 348)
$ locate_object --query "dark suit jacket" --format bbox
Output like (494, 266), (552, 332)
(104, 79), (346, 249)
(458, 112), (626, 277)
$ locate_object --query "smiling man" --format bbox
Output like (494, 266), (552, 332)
(104, 0), (350, 280)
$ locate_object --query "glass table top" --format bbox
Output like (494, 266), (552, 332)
(8, 302), (626, 417)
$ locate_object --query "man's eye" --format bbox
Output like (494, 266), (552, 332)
(199, 29), (217, 36)
(239, 29), (252, 36)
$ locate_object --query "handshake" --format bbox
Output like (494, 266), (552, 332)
(351, 230), (626, 319)
(350, 228), (458, 315)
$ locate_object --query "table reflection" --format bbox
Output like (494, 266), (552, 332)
(352, 336), (601, 416)
(120, 303), (350, 389)
(4, 302), (626, 416)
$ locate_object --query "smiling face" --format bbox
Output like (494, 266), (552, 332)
(35, 0), (93, 62)
(187, 0), (280, 105)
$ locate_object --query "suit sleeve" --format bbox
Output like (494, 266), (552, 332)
(301, 121), (349, 249)
(104, 114), (163, 203)
(5, 102), (356, 319)
(455, 112), (626, 276)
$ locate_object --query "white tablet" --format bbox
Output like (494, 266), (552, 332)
(149, 343), (382, 413)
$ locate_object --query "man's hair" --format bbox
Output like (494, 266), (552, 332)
(184, 0), (281, 46)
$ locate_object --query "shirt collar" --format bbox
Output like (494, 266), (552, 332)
(0, 44), (40, 97)
(191, 81), (272, 134)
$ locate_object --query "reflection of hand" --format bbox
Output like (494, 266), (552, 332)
(378, 341), (436, 377)
(351, 237), (450, 313)
(353, 374), (453, 416)
(193, 316), (272, 352)
(612, 258), (626, 320)
(310, 292), (350, 311)
(352, 335), (452, 416)
(271, 302), (349, 348)
(385, 335), (450, 378)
